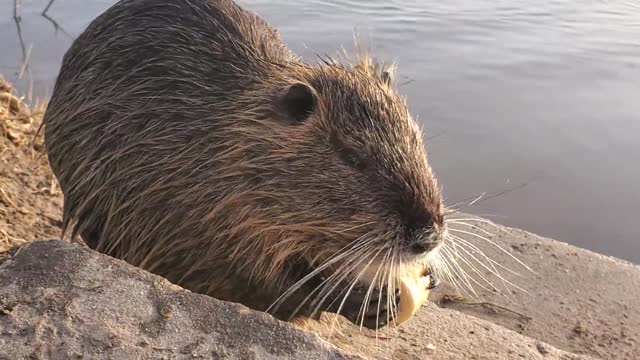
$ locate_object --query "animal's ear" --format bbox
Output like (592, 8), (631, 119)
(277, 82), (317, 123)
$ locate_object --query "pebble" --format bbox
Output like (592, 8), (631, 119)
(536, 343), (549, 355)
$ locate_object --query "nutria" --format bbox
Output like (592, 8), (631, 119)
(42, 0), (446, 330)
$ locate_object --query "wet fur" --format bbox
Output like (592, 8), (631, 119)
(43, 0), (444, 325)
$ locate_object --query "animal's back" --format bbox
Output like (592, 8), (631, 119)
(44, 0), (294, 250)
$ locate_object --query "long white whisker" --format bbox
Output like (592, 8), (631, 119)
(449, 234), (512, 293)
(446, 217), (498, 225)
(385, 246), (393, 327)
(467, 192), (487, 207)
(446, 221), (495, 237)
(310, 235), (384, 310)
(266, 234), (374, 314)
(357, 246), (389, 331)
(445, 237), (505, 294)
(318, 247), (384, 330)
(374, 247), (392, 337)
(387, 244), (400, 326)
(303, 238), (382, 318)
(439, 245), (479, 296)
(325, 247), (379, 338)
(450, 234), (524, 278)
(448, 228), (534, 273)
(444, 192), (486, 212)
(329, 247), (384, 334)
(322, 247), (377, 310)
(436, 244), (477, 297)
(429, 245), (458, 292)
(290, 242), (375, 321)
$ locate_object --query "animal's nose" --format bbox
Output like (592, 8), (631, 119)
(408, 225), (444, 254)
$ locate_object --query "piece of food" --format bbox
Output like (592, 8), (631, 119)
(394, 266), (432, 325)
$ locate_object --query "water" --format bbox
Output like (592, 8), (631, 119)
(1, 0), (639, 263)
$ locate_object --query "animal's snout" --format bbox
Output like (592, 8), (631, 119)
(409, 223), (445, 255)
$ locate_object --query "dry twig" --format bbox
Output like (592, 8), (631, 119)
(439, 294), (532, 321)
(0, 188), (17, 208)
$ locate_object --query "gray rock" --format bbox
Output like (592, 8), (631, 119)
(0, 240), (364, 360)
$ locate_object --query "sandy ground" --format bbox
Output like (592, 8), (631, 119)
(1, 77), (638, 359)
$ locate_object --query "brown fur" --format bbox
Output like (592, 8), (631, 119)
(43, 0), (445, 326)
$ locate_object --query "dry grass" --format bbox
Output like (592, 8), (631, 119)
(0, 78), (45, 146)
(0, 75), (62, 256)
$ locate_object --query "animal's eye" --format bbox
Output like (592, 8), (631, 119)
(339, 146), (368, 172)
